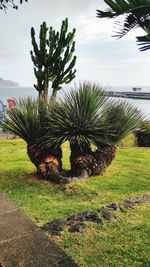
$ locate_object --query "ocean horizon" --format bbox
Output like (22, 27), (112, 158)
(0, 86), (150, 119)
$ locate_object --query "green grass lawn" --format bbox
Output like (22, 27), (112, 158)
(0, 139), (150, 267)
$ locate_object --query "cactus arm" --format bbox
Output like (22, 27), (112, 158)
(31, 18), (76, 101)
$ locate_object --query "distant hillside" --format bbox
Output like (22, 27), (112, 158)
(0, 77), (19, 87)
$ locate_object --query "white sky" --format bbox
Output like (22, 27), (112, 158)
(0, 0), (149, 87)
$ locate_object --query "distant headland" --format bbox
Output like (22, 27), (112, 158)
(0, 77), (19, 87)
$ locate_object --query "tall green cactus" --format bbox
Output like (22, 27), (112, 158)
(30, 18), (76, 101)
(30, 22), (49, 101)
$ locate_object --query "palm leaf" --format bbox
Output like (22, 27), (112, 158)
(97, 0), (150, 50)
(98, 101), (144, 144)
(113, 8), (150, 38)
(97, 1), (150, 18)
(5, 97), (46, 144)
(112, 13), (138, 38)
(137, 34), (150, 51)
(38, 82), (111, 148)
(38, 82), (143, 149)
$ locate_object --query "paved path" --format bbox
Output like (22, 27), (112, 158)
(0, 193), (78, 267)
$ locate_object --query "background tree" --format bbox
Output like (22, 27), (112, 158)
(0, 0), (28, 11)
(97, 0), (150, 51)
(31, 18), (76, 101)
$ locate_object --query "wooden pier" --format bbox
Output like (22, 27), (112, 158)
(107, 91), (150, 100)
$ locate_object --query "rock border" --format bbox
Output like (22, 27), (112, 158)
(41, 193), (150, 235)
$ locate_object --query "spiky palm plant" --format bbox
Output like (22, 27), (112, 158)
(40, 82), (143, 180)
(5, 97), (69, 183)
(97, 0), (150, 51)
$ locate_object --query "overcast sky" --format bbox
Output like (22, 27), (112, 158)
(0, 0), (149, 87)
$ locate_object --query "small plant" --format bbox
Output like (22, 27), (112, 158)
(117, 134), (136, 148)
(135, 121), (150, 147)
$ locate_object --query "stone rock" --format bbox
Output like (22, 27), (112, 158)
(106, 203), (118, 211)
(68, 223), (86, 233)
(66, 219), (81, 227)
(128, 197), (143, 205)
(122, 200), (134, 209)
(67, 211), (102, 224)
(118, 194), (150, 212)
(99, 207), (117, 220)
(118, 204), (126, 212)
(143, 193), (150, 202)
(118, 200), (135, 212)
(41, 193), (150, 237)
(41, 220), (65, 236)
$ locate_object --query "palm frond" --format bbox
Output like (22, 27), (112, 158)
(137, 34), (150, 51)
(97, 0), (150, 50)
(38, 82), (143, 149)
(97, 1), (150, 18)
(5, 97), (46, 144)
(112, 13), (138, 38)
(97, 101), (144, 145)
(38, 82), (111, 148)
(113, 9), (150, 38)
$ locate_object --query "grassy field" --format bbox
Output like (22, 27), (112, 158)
(0, 139), (150, 267)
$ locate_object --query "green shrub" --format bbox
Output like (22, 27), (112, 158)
(117, 133), (136, 148)
(135, 122), (150, 147)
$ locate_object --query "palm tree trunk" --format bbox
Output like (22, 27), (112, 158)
(94, 145), (116, 174)
(70, 142), (116, 179)
(27, 143), (116, 183)
(72, 169), (89, 182)
(70, 142), (95, 179)
(27, 144), (70, 183)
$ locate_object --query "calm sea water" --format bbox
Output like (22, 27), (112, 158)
(0, 86), (150, 119)
(112, 86), (150, 119)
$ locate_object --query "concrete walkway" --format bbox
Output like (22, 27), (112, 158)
(0, 193), (78, 267)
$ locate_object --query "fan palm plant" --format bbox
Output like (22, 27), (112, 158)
(5, 85), (143, 183)
(5, 98), (69, 183)
(40, 82), (143, 181)
(97, 0), (150, 51)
